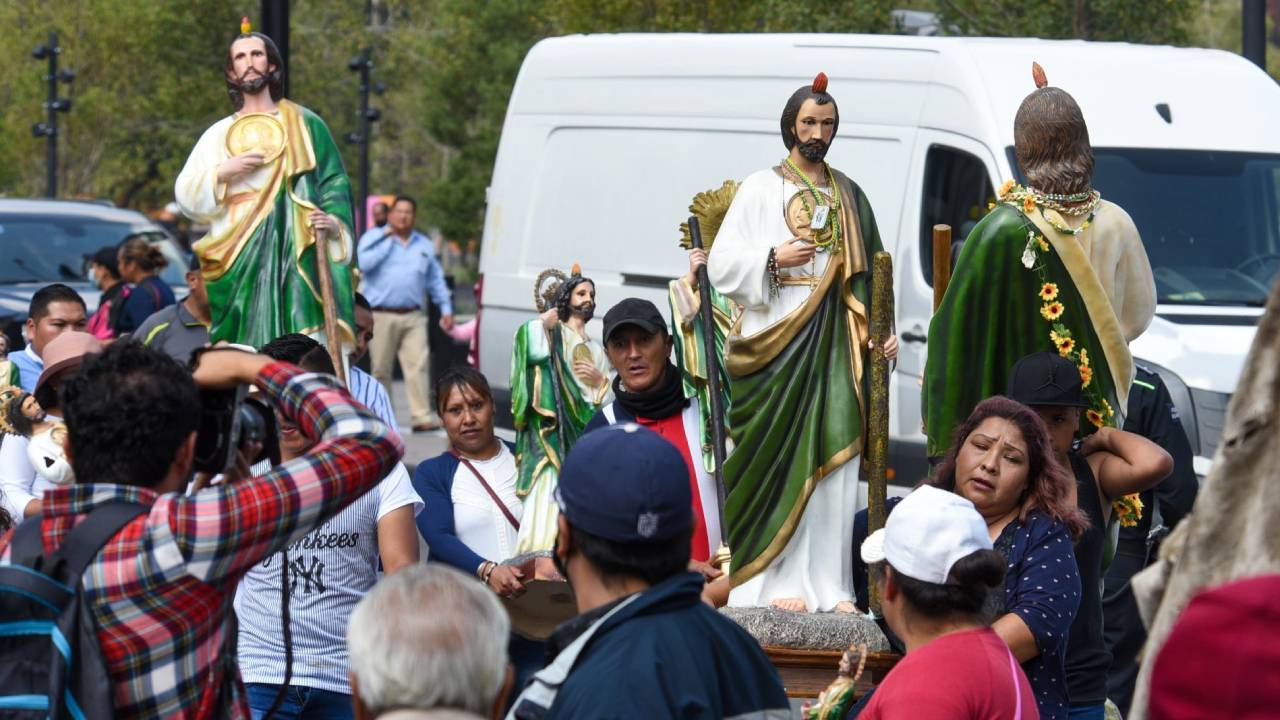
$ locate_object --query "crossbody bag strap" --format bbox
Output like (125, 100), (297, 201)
(453, 452), (520, 531)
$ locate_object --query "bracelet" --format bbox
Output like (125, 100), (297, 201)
(477, 560), (493, 581)
(766, 248), (781, 298)
(482, 561), (498, 585)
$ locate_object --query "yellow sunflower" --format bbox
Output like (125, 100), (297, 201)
(1086, 409), (1105, 428)
(1039, 283), (1059, 301)
(1023, 196), (1037, 214)
(1056, 337), (1075, 357)
(1040, 302), (1064, 321)
(1037, 237), (1050, 252)
(1079, 364), (1093, 388)
(999, 179), (1016, 197)
(1112, 494), (1144, 528)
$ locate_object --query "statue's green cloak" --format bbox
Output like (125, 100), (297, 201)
(925, 203), (1133, 457)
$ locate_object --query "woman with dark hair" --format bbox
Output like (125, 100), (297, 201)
(855, 395), (1083, 719)
(86, 245), (128, 340)
(115, 236), (175, 335)
(855, 486), (1036, 719)
(412, 366), (544, 689)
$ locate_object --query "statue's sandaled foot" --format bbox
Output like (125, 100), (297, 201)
(834, 600), (858, 614)
(770, 597), (808, 612)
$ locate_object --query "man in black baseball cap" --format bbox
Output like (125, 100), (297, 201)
(507, 423), (787, 719)
(587, 298), (724, 571)
(1007, 351), (1171, 719)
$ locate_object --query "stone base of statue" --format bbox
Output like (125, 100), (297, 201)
(722, 607), (900, 699)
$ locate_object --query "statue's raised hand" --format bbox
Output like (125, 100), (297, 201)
(216, 152), (265, 185)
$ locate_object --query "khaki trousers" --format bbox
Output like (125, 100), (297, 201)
(370, 309), (435, 426)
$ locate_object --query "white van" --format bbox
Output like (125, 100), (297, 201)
(477, 33), (1280, 485)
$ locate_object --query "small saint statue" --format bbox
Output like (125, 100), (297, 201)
(801, 643), (868, 720)
(0, 387), (72, 487)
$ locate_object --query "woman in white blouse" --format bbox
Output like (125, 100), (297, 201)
(412, 366), (543, 684)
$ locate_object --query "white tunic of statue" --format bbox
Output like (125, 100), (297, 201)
(708, 167), (858, 612)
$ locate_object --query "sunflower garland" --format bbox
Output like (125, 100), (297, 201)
(1113, 493), (1144, 528)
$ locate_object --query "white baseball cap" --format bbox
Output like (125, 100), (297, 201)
(859, 486), (993, 585)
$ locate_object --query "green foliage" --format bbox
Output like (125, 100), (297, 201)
(0, 0), (240, 205)
(0, 0), (1271, 256)
(934, 0), (1195, 44)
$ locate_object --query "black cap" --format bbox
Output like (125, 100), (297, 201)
(1007, 352), (1090, 408)
(602, 298), (667, 344)
(556, 423), (692, 542)
(87, 246), (120, 277)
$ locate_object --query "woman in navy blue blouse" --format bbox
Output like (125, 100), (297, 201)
(855, 396), (1087, 720)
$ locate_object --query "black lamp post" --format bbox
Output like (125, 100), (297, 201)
(31, 32), (74, 199)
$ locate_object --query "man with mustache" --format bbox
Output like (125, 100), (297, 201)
(707, 73), (898, 613)
(176, 21), (358, 355)
(510, 265), (610, 554)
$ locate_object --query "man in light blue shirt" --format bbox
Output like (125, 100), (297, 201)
(357, 196), (454, 431)
(12, 284), (88, 392)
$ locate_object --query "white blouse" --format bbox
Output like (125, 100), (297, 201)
(451, 445), (522, 563)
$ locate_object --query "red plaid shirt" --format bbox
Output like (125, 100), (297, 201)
(0, 362), (403, 718)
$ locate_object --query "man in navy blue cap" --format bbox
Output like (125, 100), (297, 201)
(507, 423), (788, 720)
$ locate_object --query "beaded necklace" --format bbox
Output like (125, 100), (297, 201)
(782, 157), (842, 254)
(1038, 206), (1095, 237)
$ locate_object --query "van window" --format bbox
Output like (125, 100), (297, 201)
(920, 145), (993, 286)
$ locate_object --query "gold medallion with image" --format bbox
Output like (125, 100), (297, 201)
(784, 191), (835, 246)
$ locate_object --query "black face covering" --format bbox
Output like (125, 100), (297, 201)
(612, 361), (687, 419)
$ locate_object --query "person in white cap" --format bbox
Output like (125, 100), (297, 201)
(857, 485), (1038, 719)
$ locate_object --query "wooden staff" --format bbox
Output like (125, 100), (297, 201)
(932, 224), (952, 311)
(867, 250), (893, 614)
(688, 217), (730, 557)
(314, 227), (347, 387)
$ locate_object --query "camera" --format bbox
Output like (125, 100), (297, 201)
(193, 385), (280, 475)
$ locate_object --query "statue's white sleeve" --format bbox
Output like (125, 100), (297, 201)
(175, 123), (229, 224)
(708, 172), (775, 310)
(1101, 204), (1157, 342)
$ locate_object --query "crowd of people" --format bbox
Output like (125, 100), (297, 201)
(3, 22), (1268, 720)
(0, 241), (1258, 720)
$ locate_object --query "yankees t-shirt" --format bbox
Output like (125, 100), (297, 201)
(234, 463), (422, 694)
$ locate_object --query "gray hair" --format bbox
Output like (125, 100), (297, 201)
(347, 564), (510, 715)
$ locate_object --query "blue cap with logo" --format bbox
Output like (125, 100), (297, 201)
(555, 423), (692, 542)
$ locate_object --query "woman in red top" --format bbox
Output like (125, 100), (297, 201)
(859, 485), (1039, 719)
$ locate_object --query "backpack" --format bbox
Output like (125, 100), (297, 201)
(0, 502), (148, 718)
(86, 285), (131, 340)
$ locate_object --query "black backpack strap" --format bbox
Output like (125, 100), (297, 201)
(8, 515), (48, 568)
(46, 502), (149, 586)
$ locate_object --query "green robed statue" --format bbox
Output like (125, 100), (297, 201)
(176, 23), (356, 351)
(511, 266), (610, 555)
(707, 74), (898, 613)
(925, 63), (1156, 457)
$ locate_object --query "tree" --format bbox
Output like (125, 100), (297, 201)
(934, 0), (1195, 44)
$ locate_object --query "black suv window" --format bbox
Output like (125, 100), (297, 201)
(920, 145), (994, 286)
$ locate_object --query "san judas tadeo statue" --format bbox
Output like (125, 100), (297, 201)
(176, 18), (357, 352)
(707, 73), (898, 613)
(510, 265), (611, 555)
(924, 63), (1156, 456)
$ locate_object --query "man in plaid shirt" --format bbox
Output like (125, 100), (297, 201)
(0, 343), (403, 718)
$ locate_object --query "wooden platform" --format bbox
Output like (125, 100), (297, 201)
(765, 646), (901, 699)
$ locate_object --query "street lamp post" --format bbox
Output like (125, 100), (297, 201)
(347, 48), (383, 235)
(31, 32), (74, 199)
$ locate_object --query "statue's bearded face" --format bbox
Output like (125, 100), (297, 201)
(569, 281), (596, 321)
(228, 37), (275, 97)
(793, 99), (837, 163)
